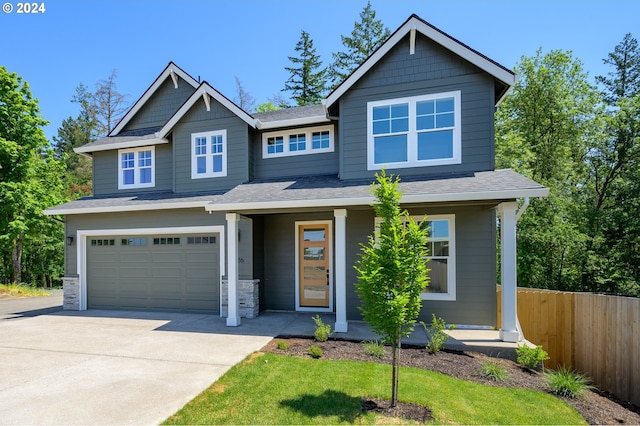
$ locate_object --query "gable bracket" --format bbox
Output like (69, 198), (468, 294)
(202, 91), (211, 111)
(409, 27), (416, 55)
(169, 69), (179, 88)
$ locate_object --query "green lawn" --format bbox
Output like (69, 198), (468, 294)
(164, 352), (585, 425)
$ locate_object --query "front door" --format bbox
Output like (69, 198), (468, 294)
(298, 223), (331, 309)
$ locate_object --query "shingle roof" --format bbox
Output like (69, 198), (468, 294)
(74, 127), (166, 154)
(205, 169), (548, 212)
(253, 105), (326, 123)
(44, 190), (224, 215)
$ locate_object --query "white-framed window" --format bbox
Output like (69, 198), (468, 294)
(191, 130), (227, 179)
(118, 147), (155, 190)
(374, 214), (456, 301)
(262, 125), (334, 158)
(367, 91), (461, 170)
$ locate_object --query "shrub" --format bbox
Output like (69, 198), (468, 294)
(312, 315), (332, 342)
(480, 360), (510, 382)
(276, 340), (289, 351)
(421, 314), (454, 354)
(308, 345), (323, 359)
(515, 344), (550, 370)
(546, 367), (592, 398)
(363, 340), (386, 358)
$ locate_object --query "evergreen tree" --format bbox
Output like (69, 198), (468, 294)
(283, 30), (327, 106)
(328, 1), (390, 90)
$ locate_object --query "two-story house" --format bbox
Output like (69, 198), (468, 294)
(45, 14), (547, 342)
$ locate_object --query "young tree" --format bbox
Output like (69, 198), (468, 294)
(328, 1), (390, 90)
(0, 66), (65, 284)
(355, 170), (429, 407)
(233, 76), (256, 112)
(283, 30), (327, 106)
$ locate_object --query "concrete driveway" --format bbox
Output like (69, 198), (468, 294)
(0, 295), (286, 425)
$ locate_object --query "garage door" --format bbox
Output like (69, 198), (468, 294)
(87, 234), (220, 313)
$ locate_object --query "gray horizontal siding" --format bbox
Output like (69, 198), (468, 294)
(123, 77), (196, 132)
(92, 143), (173, 196)
(339, 33), (496, 180)
(172, 100), (250, 193)
(252, 129), (339, 179)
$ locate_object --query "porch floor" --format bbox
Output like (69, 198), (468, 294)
(264, 311), (532, 361)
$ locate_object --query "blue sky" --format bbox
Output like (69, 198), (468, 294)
(1, 0), (637, 141)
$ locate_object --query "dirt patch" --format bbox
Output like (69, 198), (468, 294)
(262, 338), (640, 425)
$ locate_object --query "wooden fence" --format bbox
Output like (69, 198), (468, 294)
(497, 287), (640, 407)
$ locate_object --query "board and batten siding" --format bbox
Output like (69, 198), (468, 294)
(122, 77), (196, 132)
(251, 128), (339, 179)
(339, 33), (496, 180)
(92, 143), (173, 196)
(172, 100), (250, 193)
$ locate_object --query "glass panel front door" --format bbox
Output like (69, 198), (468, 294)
(299, 224), (330, 308)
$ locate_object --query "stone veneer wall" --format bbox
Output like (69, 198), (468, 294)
(221, 279), (260, 318)
(62, 276), (80, 310)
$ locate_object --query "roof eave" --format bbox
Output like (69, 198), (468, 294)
(257, 115), (331, 130)
(43, 200), (212, 216)
(73, 137), (169, 154)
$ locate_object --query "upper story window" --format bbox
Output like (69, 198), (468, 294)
(191, 130), (227, 179)
(262, 125), (334, 159)
(118, 147), (155, 190)
(367, 91), (461, 170)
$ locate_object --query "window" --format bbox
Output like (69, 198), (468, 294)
(191, 130), (227, 178)
(121, 237), (147, 246)
(367, 91), (461, 170)
(262, 125), (334, 158)
(153, 237), (180, 245)
(187, 235), (216, 244)
(90, 239), (115, 246)
(374, 214), (456, 301)
(118, 147), (155, 189)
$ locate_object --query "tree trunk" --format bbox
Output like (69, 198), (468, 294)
(12, 234), (23, 284)
(390, 336), (401, 407)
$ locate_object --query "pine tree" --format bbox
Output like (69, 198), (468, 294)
(283, 30), (327, 106)
(328, 1), (390, 90)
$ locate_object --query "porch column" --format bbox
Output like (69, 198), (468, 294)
(498, 202), (519, 342)
(334, 209), (348, 333)
(226, 213), (241, 326)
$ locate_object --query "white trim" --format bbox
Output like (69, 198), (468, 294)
(262, 125), (334, 159)
(44, 200), (213, 216)
(367, 91), (461, 170)
(117, 146), (155, 190)
(409, 27), (416, 55)
(111, 63), (199, 136)
(333, 209), (348, 332)
(295, 220), (334, 313)
(225, 213), (241, 326)
(255, 115), (330, 130)
(191, 129), (227, 179)
(498, 202), (520, 342)
(74, 137), (169, 154)
(76, 225), (226, 311)
(204, 187), (550, 213)
(325, 16), (516, 108)
(158, 82), (256, 137)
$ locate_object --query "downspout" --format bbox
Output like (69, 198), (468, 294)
(514, 197), (530, 342)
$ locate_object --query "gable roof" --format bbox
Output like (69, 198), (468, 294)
(324, 14), (516, 108)
(254, 105), (329, 129)
(110, 62), (199, 136)
(157, 82), (257, 137)
(74, 129), (168, 154)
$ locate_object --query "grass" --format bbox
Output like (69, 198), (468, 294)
(164, 352), (585, 425)
(363, 340), (386, 358)
(546, 367), (593, 399)
(0, 283), (50, 298)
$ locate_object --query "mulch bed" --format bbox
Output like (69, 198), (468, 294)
(262, 337), (640, 425)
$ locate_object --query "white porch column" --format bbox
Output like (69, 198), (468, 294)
(225, 213), (241, 326)
(498, 202), (520, 342)
(334, 209), (348, 333)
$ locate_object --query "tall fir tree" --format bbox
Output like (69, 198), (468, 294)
(283, 30), (327, 106)
(328, 1), (390, 90)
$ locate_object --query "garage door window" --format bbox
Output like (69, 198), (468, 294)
(91, 239), (115, 246)
(121, 237), (147, 246)
(187, 236), (216, 244)
(153, 237), (181, 245)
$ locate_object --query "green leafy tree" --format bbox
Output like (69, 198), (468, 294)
(355, 170), (429, 407)
(328, 1), (390, 90)
(0, 66), (65, 285)
(283, 30), (327, 106)
(495, 49), (601, 291)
